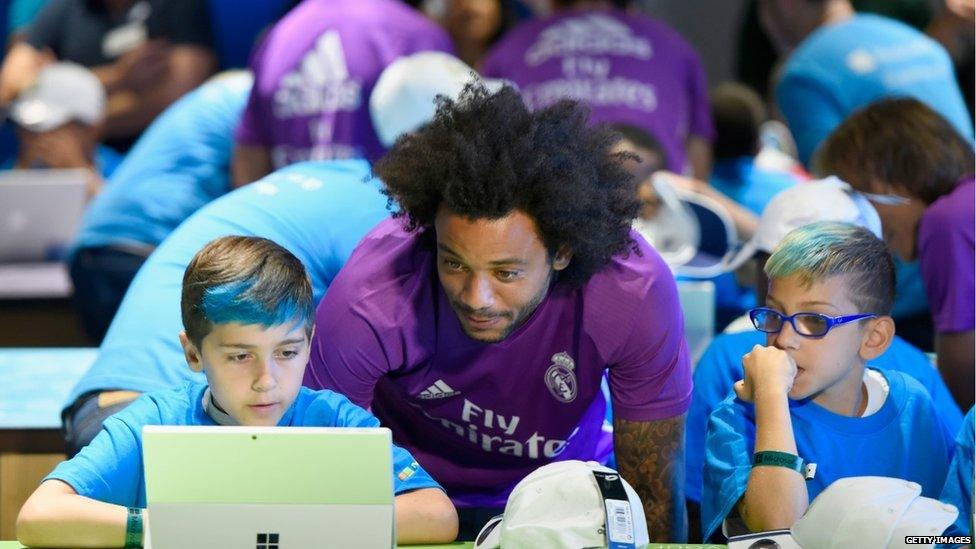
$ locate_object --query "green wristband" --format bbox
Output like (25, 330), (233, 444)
(753, 450), (815, 479)
(124, 507), (143, 548)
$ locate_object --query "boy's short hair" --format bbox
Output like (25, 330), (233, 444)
(181, 236), (314, 346)
(764, 221), (895, 315)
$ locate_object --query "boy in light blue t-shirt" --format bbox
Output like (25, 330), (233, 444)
(17, 236), (458, 548)
(702, 222), (954, 541)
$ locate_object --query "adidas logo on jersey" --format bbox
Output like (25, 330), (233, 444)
(418, 380), (460, 400)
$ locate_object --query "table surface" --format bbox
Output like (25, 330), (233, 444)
(0, 348), (96, 429)
(0, 543), (724, 548)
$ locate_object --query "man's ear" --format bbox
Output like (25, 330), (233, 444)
(859, 316), (895, 361)
(552, 245), (573, 271)
(179, 331), (204, 373)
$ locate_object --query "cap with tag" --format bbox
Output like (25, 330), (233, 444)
(474, 460), (649, 549)
(722, 176), (882, 271)
(10, 62), (106, 132)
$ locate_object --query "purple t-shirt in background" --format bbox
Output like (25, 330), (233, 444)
(305, 219), (692, 507)
(234, 0), (452, 168)
(918, 178), (975, 333)
(481, 8), (714, 174)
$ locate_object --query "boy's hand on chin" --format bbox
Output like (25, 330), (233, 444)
(735, 345), (797, 403)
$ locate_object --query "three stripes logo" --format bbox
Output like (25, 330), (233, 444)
(418, 379), (460, 400)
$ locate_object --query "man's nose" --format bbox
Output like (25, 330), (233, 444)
(460, 273), (495, 312)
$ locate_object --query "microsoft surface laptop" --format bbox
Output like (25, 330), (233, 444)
(0, 169), (88, 262)
(143, 426), (396, 549)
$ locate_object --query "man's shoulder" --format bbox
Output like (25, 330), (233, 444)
(318, 218), (434, 322)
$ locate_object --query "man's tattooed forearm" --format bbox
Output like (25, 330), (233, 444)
(614, 414), (687, 542)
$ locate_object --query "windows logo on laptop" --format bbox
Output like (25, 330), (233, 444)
(256, 532), (279, 549)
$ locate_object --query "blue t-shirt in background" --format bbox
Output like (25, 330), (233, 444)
(709, 157), (799, 216)
(71, 71), (252, 256)
(685, 328), (963, 504)
(777, 14), (974, 166)
(941, 407), (975, 540)
(47, 382), (441, 507)
(701, 369), (955, 541)
(65, 160), (390, 407)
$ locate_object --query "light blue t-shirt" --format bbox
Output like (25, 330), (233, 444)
(65, 160), (390, 406)
(701, 369), (955, 541)
(47, 382), (441, 507)
(777, 14), (974, 166)
(941, 407), (974, 540)
(70, 72), (253, 255)
(709, 157), (799, 216)
(685, 329), (963, 504)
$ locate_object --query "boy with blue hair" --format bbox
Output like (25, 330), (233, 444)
(17, 236), (458, 547)
(701, 221), (955, 540)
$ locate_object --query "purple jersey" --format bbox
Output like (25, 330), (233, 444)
(918, 178), (975, 333)
(234, 0), (452, 167)
(481, 9), (714, 174)
(306, 218), (692, 507)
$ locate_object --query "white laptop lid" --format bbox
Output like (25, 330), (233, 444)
(0, 169), (88, 262)
(143, 426), (395, 549)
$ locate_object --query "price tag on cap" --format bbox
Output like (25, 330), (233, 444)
(592, 471), (637, 549)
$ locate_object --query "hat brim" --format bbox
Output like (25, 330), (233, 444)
(473, 515), (504, 549)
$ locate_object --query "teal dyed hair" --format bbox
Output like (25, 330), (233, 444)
(181, 236), (314, 345)
(764, 221), (895, 314)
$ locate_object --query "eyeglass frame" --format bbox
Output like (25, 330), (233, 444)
(748, 307), (878, 338)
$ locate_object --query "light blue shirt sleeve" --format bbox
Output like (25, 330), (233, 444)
(941, 407), (974, 539)
(309, 390), (443, 495)
(701, 397), (755, 541)
(685, 332), (759, 503)
(44, 396), (157, 507)
(775, 68), (846, 166)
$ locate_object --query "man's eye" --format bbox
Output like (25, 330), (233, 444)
(443, 259), (465, 272)
(229, 354), (250, 362)
(278, 350), (299, 359)
(496, 270), (520, 281)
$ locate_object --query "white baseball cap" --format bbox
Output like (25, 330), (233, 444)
(723, 176), (882, 271)
(10, 62), (106, 132)
(369, 51), (506, 147)
(473, 460), (650, 549)
(790, 477), (958, 549)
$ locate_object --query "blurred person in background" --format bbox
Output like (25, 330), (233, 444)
(230, 0), (453, 186)
(425, 0), (517, 69)
(0, 0), (217, 152)
(67, 71), (252, 343)
(481, 0), (715, 179)
(758, 0), (973, 166)
(708, 83), (799, 217)
(817, 97), (976, 410)
(7, 62), (120, 194)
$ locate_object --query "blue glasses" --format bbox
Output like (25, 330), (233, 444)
(749, 307), (877, 338)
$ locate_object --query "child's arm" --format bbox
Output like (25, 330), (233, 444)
(17, 479), (144, 548)
(732, 345), (809, 532)
(394, 487), (459, 544)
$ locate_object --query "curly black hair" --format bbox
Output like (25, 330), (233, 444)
(374, 84), (640, 286)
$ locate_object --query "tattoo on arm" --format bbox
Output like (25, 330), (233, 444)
(614, 414), (687, 543)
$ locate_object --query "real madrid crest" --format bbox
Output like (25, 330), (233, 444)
(544, 351), (577, 403)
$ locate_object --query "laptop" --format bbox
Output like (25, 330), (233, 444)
(0, 168), (88, 262)
(143, 426), (396, 549)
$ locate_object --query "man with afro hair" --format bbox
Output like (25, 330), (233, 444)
(305, 84), (692, 541)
